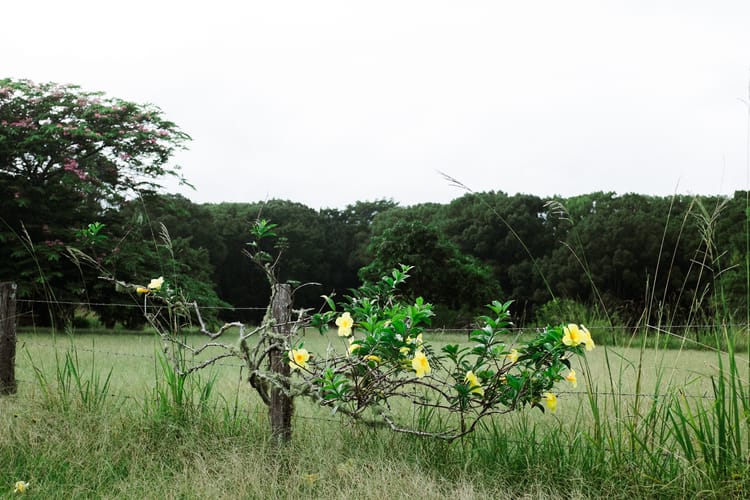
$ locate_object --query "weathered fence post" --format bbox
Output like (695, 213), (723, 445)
(0, 282), (18, 395)
(269, 283), (293, 442)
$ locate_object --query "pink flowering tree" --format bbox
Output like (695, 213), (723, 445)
(0, 78), (191, 324)
(0, 78), (190, 200)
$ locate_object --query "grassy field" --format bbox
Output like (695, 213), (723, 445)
(12, 328), (746, 408)
(2, 327), (750, 498)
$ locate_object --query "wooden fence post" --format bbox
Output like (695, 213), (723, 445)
(269, 283), (293, 442)
(0, 282), (18, 395)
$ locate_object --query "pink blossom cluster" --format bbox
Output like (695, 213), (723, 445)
(43, 239), (64, 247)
(63, 158), (88, 180)
(2, 117), (37, 129)
(60, 125), (80, 136)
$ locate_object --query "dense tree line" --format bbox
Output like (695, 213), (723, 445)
(2, 184), (746, 328)
(366, 191), (746, 327)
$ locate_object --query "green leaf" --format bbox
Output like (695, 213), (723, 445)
(321, 294), (336, 312)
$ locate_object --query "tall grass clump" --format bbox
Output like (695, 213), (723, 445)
(668, 329), (749, 480)
(662, 197), (750, 479)
(570, 194), (750, 492)
(28, 336), (114, 413)
(146, 348), (226, 427)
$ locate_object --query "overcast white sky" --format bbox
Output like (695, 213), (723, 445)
(4, 1), (750, 209)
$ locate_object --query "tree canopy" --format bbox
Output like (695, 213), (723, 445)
(0, 78), (195, 326)
(0, 78), (190, 199)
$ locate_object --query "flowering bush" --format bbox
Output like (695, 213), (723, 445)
(119, 220), (593, 441)
(281, 264), (594, 439)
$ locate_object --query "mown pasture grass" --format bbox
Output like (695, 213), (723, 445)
(2, 327), (750, 498)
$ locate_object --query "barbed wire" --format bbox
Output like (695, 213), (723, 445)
(9, 378), (724, 457)
(10, 378), (720, 426)
(16, 298), (267, 311)
(15, 342), (729, 402)
(424, 323), (750, 333)
(11, 377), (363, 431)
(20, 341), (154, 360)
(20, 340), (248, 369)
(4, 379), (685, 454)
(13, 298), (750, 328)
(12, 375), (350, 423)
(7, 298), (749, 412)
(554, 389), (719, 400)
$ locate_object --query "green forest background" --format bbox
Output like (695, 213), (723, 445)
(2, 188), (746, 330)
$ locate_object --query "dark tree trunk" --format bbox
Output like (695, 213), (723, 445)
(0, 282), (17, 395)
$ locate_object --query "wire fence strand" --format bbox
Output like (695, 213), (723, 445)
(16, 340), (731, 402)
(16, 298), (268, 311)
(8, 298), (750, 413)
(19, 340), (247, 369)
(14, 297), (750, 328)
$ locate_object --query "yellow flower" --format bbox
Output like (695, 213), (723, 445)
(13, 481), (29, 494)
(148, 276), (164, 291)
(561, 324), (595, 350)
(365, 355), (381, 364)
(406, 333), (423, 346)
(335, 312), (354, 337)
(302, 473), (319, 486)
(581, 326), (595, 351)
(399, 346), (411, 356)
(543, 392), (557, 413)
(464, 370), (484, 396)
(288, 348), (310, 371)
(337, 458), (356, 474)
(411, 350), (431, 378)
(565, 369), (577, 388)
(506, 348), (519, 363)
(348, 338), (361, 354)
(562, 324), (584, 346)
(136, 286), (150, 294)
